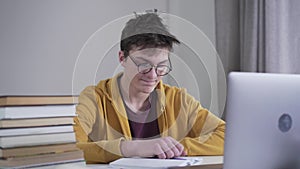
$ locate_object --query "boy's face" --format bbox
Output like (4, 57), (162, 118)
(121, 47), (170, 94)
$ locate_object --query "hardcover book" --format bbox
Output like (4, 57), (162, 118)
(0, 105), (76, 119)
(0, 96), (78, 106)
(0, 150), (83, 168)
(0, 125), (74, 136)
(0, 132), (76, 148)
(0, 117), (74, 128)
(0, 143), (79, 158)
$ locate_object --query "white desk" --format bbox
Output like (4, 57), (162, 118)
(34, 156), (223, 169)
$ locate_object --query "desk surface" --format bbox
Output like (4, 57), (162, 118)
(35, 156), (223, 169)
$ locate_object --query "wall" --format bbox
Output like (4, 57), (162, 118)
(0, 0), (218, 113)
(168, 0), (223, 114)
(0, 0), (168, 95)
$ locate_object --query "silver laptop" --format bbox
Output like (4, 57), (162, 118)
(224, 72), (300, 169)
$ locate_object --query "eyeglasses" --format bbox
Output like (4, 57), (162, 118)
(128, 55), (172, 76)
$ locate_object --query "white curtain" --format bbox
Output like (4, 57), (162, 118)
(216, 0), (300, 74)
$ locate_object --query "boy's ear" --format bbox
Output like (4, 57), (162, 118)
(119, 51), (125, 62)
(119, 51), (126, 67)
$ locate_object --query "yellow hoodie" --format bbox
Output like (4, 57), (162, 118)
(74, 73), (225, 163)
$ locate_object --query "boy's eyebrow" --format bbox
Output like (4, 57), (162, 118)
(134, 57), (169, 64)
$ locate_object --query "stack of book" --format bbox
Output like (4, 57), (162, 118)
(0, 96), (83, 168)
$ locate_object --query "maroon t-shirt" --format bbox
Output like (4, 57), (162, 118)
(125, 101), (160, 139)
(118, 77), (160, 139)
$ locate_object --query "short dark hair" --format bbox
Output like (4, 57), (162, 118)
(120, 11), (180, 58)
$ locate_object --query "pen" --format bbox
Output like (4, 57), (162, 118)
(151, 156), (187, 160)
(172, 157), (187, 160)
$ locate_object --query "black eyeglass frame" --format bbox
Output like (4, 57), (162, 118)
(128, 55), (173, 76)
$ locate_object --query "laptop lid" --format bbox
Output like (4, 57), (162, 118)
(224, 72), (300, 169)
